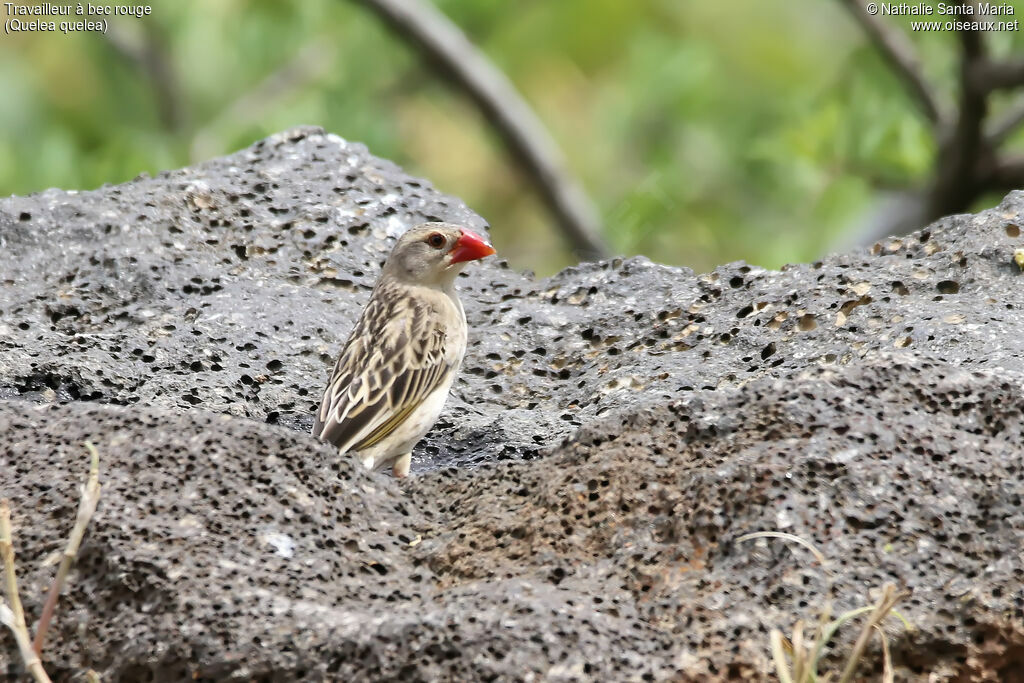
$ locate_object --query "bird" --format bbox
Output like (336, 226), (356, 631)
(312, 222), (496, 477)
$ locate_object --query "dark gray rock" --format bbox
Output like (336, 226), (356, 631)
(1, 126), (1023, 680)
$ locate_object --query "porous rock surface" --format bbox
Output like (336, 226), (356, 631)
(1, 126), (1023, 680)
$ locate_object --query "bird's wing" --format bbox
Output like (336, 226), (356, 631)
(312, 287), (454, 454)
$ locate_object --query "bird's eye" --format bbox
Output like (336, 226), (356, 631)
(426, 232), (445, 249)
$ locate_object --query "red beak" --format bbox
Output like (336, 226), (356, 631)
(449, 228), (496, 264)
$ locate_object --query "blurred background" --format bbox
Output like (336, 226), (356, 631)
(3, 0), (1024, 275)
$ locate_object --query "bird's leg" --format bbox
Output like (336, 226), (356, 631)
(392, 453), (411, 478)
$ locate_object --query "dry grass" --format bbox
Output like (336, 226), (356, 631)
(0, 442), (102, 682)
(738, 531), (912, 683)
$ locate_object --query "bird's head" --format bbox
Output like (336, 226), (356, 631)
(383, 222), (497, 287)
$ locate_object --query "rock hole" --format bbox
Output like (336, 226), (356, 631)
(798, 314), (817, 331)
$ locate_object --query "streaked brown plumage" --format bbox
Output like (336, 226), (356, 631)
(312, 223), (496, 477)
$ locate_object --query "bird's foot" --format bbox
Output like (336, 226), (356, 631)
(392, 453), (411, 478)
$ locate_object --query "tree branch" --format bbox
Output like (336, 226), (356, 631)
(927, 15), (990, 216)
(989, 153), (1024, 191)
(837, 0), (944, 126)
(971, 57), (1024, 92)
(104, 22), (185, 133)
(838, 2), (1024, 247)
(352, 0), (610, 261)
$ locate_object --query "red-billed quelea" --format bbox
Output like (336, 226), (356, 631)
(312, 223), (496, 477)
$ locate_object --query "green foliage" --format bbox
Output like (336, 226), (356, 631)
(2, 0), (1024, 274)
